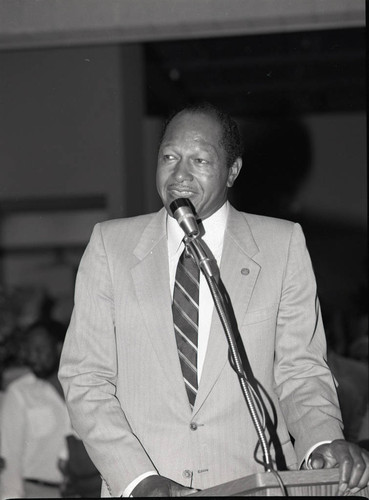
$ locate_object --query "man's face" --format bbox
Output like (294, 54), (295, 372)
(25, 327), (59, 379)
(156, 111), (241, 220)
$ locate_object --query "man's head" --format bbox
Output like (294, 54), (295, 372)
(156, 102), (243, 220)
(23, 320), (66, 379)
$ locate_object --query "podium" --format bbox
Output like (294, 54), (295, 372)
(191, 469), (369, 496)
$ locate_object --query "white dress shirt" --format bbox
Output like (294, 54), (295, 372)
(167, 201), (228, 382)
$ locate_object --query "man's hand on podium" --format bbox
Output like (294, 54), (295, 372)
(310, 439), (369, 496)
(131, 475), (198, 497)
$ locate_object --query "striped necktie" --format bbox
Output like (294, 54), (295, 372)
(172, 246), (200, 409)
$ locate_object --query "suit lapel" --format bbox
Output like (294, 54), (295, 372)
(193, 206), (261, 414)
(131, 209), (191, 410)
(130, 206), (262, 415)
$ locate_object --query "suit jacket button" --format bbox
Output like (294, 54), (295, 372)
(182, 469), (192, 478)
(190, 422), (198, 431)
(241, 268), (250, 275)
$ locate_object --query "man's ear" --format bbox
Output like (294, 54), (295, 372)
(227, 157), (243, 187)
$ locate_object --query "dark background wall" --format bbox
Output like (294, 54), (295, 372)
(0, 2), (366, 356)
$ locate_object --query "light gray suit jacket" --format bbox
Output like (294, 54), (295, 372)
(59, 205), (344, 496)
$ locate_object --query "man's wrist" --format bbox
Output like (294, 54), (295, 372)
(301, 441), (332, 469)
(130, 475), (165, 497)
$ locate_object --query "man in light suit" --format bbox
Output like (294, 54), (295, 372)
(59, 103), (369, 497)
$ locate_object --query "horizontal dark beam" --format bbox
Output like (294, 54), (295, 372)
(187, 76), (365, 95)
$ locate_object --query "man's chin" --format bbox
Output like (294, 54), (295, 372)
(33, 369), (55, 380)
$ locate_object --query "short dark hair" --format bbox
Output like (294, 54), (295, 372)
(25, 319), (67, 346)
(160, 102), (243, 168)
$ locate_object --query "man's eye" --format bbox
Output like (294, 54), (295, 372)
(163, 154), (175, 161)
(195, 158), (209, 165)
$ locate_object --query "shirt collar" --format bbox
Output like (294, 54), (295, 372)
(167, 201), (229, 258)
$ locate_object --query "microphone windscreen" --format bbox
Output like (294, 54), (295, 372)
(170, 198), (199, 237)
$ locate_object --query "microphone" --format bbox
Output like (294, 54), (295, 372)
(169, 198), (199, 237)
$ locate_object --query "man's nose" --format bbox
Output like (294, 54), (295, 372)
(173, 159), (193, 182)
(28, 351), (38, 364)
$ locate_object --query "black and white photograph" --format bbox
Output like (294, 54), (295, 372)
(0, 1), (367, 497)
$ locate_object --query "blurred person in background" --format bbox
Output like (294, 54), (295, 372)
(0, 287), (22, 391)
(0, 287), (55, 391)
(322, 304), (369, 446)
(0, 320), (71, 499)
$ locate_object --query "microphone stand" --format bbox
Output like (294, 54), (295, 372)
(184, 233), (274, 473)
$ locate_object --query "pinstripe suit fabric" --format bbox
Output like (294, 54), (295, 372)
(59, 205), (344, 497)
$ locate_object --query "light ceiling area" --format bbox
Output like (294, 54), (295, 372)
(0, 0), (364, 49)
(0, 1), (365, 117)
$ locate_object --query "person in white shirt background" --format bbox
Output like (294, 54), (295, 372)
(0, 320), (71, 499)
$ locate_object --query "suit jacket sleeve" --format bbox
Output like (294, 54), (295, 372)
(273, 222), (344, 462)
(58, 223), (156, 496)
